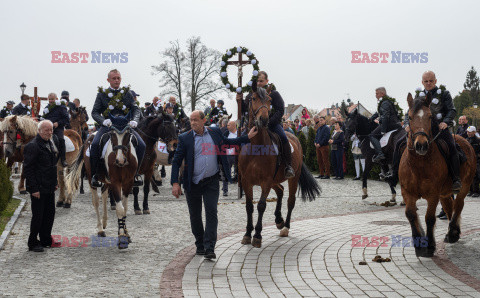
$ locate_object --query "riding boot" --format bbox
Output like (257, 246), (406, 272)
(282, 141), (295, 179)
(133, 157), (144, 187)
(90, 156), (102, 188)
(450, 152), (462, 194)
(370, 137), (385, 163)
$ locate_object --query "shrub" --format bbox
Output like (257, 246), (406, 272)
(0, 159), (13, 212)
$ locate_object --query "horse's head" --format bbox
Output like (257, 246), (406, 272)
(157, 113), (178, 152)
(109, 128), (132, 167)
(250, 80), (272, 129)
(407, 92), (434, 156)
(344, 108), (357, 140)
(1, 115), (19, 158)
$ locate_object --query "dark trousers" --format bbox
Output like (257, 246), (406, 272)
(331, 148), (337, 176)
(90, 126), (146, 172)
(222, 155), (236, 193)
(53, 128), (65, 160)
(333, 148), (344, 178)
(316, 145), (330, 176)
(268, 123), (288, 143)
(185, 173), (220, 252)
(28, 192), (56, 248)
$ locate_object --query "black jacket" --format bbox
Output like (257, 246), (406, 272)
(0, 108), (12, 119)
(92, 88), (140, 125)
(12, 103), (31, 116)
(405, 87), (456, 127)
(24, 134), (59, 194)
(209, 107), (228, 123)
(172, 104), (187, 120)
(467, 135), (480, 159)
(43, 105), (69, 130)
(456, 124), (468, 138)
(370, 98), (400, 134)
(145, 104), (163, 117)
(242, 90), (285, 127)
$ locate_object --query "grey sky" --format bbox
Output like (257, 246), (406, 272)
(1, 0), (479, 120)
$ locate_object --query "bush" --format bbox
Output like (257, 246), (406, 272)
(0, 159), (13, 212)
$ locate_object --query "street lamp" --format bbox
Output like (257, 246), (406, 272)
(20, 82), (26, 95)
(474, 101), (478, 128)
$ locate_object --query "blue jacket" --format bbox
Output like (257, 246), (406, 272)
(171, 126), (250, 193)
(315, 125), (330, 146)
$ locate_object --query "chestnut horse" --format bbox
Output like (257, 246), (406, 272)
(238, 82), (321, 248)
(66, 116), (140, 249)
(69, 107), (88, 194)
(400, 93), (475, 257)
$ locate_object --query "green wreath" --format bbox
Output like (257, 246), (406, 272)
(220, 46), (260, 93)
(99, 86), (131, 117)
(378, 95), (404, 119)
(415, 84), (446, 100)
(42, 99), (67, 118)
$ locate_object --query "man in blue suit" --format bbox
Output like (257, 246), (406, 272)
(171, 110), (258, 260)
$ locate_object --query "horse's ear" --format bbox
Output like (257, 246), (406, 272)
(407, 93), (414, 109)
(344, 107), (350, 117)
(252, 80), (257, 93)
(228, 114), (232, 120)
(425, 91), (432, 106)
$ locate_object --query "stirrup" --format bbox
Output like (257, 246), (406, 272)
(285, 166), (295, 178)
(133, 175), (143, 186)
(91, 175), (103, 187)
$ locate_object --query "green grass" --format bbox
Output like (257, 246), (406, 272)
(0, 198), (21, 236)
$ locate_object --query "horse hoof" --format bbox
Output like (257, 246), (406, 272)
(134, 210), (142, 215)
(444, 232), (460, 244)
(56, 201), (64, 207)
(110, 206), (116, 210)
(63, 203), (71, 208)
(80, 190), (84, 194)
(276, 221), (285, 230)
(280, 227), (289, 237)
(252, 237), (262, 248)
(98, 231), (106, 237)
(118, 235), (129, 249)
(400, 201), (406, 206)
(20, 190), (27, 195)
(241, 236), (251, 245)
(389, 198), (396, 203)
(362, 195), (368, 200)
(143, 209), (150, 214)
(155, 180), (162, 186)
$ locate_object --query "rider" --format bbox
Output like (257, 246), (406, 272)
(204, 99), (216, 125)
(391, 71), (461, 193)
(209, 100), (228, 125)
(0, 101), (15, 120)
(90, 69), (145, 187)
(145, 96), (163, 116)
(42, 92), (70, 167)
(73, 98), (89, 142)
(369, 87), (401, 163)
(61, 91), (77, 111)
(12, 94), (32, 116)
(168, 96), (187, 121)
(236, 71), (295, 178)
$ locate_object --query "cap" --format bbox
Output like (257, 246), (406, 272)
(467, 126), (476, 132)
(131, 90), (140, 97)
(61, 91), (69, 96)
(217, 99), (224, 105)
(6, 100), (15, 105)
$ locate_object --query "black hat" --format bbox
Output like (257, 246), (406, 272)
(61, 91), (69, 96)
(131, 90), (140, 97)
(145, 102), (151, 106)
(217, 99), (224, 105)
(6, 100), (15, 105)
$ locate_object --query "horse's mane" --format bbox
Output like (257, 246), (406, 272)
(0, 115), (38, 137)
(137, 115), (158, 132)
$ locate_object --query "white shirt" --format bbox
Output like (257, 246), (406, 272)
(226, 130), (237, 155)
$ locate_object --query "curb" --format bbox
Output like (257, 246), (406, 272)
(0, 196), (27, 250)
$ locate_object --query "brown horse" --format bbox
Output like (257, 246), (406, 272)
(399, 93), (476, 257)
(238, 82), (321, 248)
(66, 117), (142, 249)
(56, 129), (82, 208)
(69, 107), (88, 139)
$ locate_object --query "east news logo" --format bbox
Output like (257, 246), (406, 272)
(51, 51), (128, 63)
(351, 51), (428, 63)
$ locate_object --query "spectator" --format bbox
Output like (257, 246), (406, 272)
(314, 116), (330, 179)
(23, 120), (61, 252)
(300, 108), (310, 123)
(329, 121), (344, 180)
(283, 121), (294, 134)
(467, 126), (480, 197)
(222, 121), (238, 196)
(456, 115), (468, 138)
(301, 119), (313, 137)
(294, 118), (301, 132)
(351, 134), (365, 180)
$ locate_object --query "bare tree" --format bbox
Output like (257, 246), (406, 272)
(184, 36), (226, 111)
(151, 40), (185, 106)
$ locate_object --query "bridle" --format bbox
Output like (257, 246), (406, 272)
(136, 115), (177, 144)
(3, 123), (22, 151)
(249, 94), (270, 125)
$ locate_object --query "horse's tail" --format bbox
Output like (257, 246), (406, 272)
(65, 144), (85, 196)
(297, 163), (321, 202)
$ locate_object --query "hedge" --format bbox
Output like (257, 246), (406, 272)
(0, 159), (14, 213)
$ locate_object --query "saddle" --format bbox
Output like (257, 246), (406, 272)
(370, 129), (399, 149)
(435, 139), (467, 164)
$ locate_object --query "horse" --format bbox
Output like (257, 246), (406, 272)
(130, 114), (178, 214)
(344, 108), (404, 202)
(400, 92), (476, 257)
(0, 115), (82, 204)
(66, 115), (139, 249)
(238, 82), (321, 248)
(69, 107), (88, 194)
(56, 129), (82, 208)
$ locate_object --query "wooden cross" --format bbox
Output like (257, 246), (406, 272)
(29, 87), (47, 119)
(226, 51), (251, 199)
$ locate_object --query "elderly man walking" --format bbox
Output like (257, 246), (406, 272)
(24, 120), (61, 252)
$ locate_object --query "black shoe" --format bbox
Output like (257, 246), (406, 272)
(43, 241), (61, 248)
(467, 192), (473, 197)
(320, 176), (330, 179)
(335, 177), (344, 180)
(316, 175), (324, 179)
(452, 180), (461, 194)
(133, 175), (143, 187)
(204, 251), (216, 260)
(29, 245), (44, 252)
(353, 177), (361, 180)
(223, 191), (228, 197)
(472, 193), (480, 198)
(285, 165), (295, 179)
(372, 154), (386, 163)
(437, 209), (446, 218)
(196, 249), (206, 256)
(160, 167), (166, 178)
(91, 175), (102, 187)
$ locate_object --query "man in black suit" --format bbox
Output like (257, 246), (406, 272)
(42, 92), (70, 167)
(61, 91), (76, 111)
(12, 94), (32, 116)
(24, 120), (61, 252)
(0, 100), (14, 120)
(171, 110), (257, 259)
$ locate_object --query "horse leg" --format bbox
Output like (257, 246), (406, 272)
(446, 191), (466, 243)
(362, 159), (373, 200)
(80, 165), (85, 194)
(282, 177), (299, 237)
(389, 182), (397, 203)
(121, 188), (132, 243)
(252, 187), (271, 248)
(101, 187), (108, 230)
(403, 191), (425, 257)
(160, 165), (166, 178)
(56, 168), (65, 207)
(133, 186), (141, 215)
(440, 195), (454, 221)
(241, 185), (254, 245)
(92, 188), (105, 237)
(423, 197), (439, 257)
(143, 176), (151, 214)
(109, 188), (116, 210)
(112, 185), (128, 249)
(18, 165), (27, 194)
(272, 184), (285, 229)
